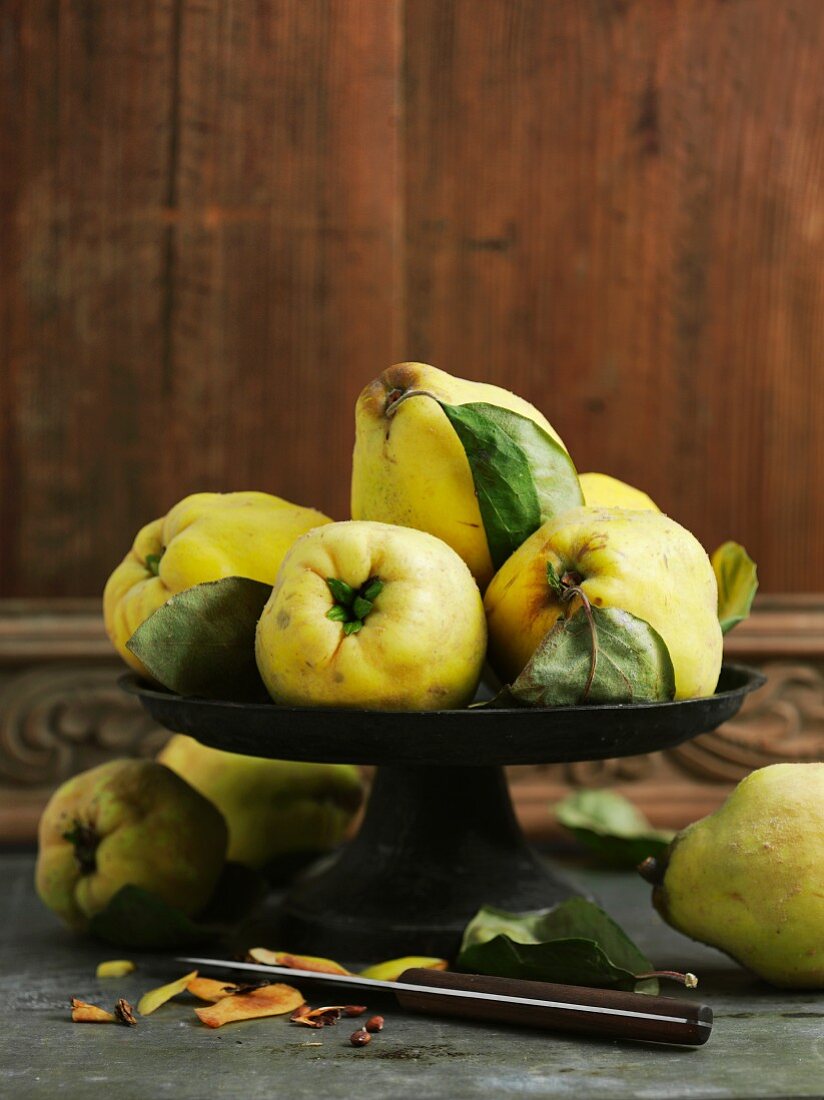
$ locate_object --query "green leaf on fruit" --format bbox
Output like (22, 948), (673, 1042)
(439, 402), (583, 570)
(362, 577), (384, 602)
(712, 541), (758, 634)
(554, 789), (674, 868)
(326, 577), (356, 606)
(126, 576), (271, 701)
(352, 596), (373, 619)
(457, 898), (661, 994)
(494, 605), (675, 707)
(88, 863), (266, 950)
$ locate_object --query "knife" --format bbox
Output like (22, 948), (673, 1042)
(178, 955), (712, 1046)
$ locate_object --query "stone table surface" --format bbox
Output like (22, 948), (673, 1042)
(1, 851), (822, 1099)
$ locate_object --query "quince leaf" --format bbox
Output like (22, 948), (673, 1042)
(439, 402), (583, 571)
(89, 886), (210, 949)
(554, 789), (674, 868)
(507, 605), (676, 706)
(89, 863), (266, 950)
(712, 541), (758, 634)
(457, 899), (659, 994)
(126, 576), (271, 700)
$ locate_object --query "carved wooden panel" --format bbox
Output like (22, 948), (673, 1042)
(1, 597), (822, 841)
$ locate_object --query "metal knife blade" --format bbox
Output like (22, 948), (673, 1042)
(177, 955), (713, 1045)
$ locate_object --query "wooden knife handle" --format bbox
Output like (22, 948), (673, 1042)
(395, 969), (713, 1047)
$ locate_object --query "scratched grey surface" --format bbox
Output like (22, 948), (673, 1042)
(1, 852), (822, 1099)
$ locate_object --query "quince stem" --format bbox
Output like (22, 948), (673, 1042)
(63, 820), (99, 876)
(325, 575), (384, 635)
(638, 855), (667, 885)
(384, 389), (438, 418)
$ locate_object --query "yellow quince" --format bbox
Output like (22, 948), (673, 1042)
(104, 491), (331, 673)
(351, 363), (573, 589)
(36, 759), (227, 931)
(484, 506), (722, 700)
(255, 520), (487, 710)
(158, 735), (363, 872)
(579, 472), (659, 512)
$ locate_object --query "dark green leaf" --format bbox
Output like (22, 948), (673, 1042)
(440, 402), (541, 569)
(712, 541), (758, 634)
(89, 885), (208, 949)
(326, 604), (350, 623)
(476, 685), (523, 709)
(509, 605), (676, 706)
(326, 577), (356, 606)
(554, 789), (674, 868)
(458, 899), (658, 994)
(343, 619), (363, 635)
(439, 402), (582, 571)
(87, 864), (267, 950)
(126, 576), (271, 701)
(467, 404), (583, 526)
(352, 596), (373, 619)
(362, 578), (384, 602)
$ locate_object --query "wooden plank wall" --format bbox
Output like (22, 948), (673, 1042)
(2, 0), (822, 598)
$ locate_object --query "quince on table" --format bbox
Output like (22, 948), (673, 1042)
(104, 491), (331, 674)
(158, 735), (363, 873)
(36, 760), (227, 931)
(640, 763), (824, 989)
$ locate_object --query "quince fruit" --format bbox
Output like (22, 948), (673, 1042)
(36, 759), (227, 931)
(255, 520), (486, 709)
(579, 472), (659, 512)
(157, 735), (363, 872)
(351, 362), (575, 589)
(640, 764), (824, 988)
(484, 506), (722, 700)
(104, 491), (331, 674)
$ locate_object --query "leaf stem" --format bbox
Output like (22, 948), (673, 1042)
(634, 970), (698, 989)
(384, 389), (438, 418)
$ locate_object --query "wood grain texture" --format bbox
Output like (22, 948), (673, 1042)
(159, 0), (402, 518)
(0, 0), (402, 595)
(0, 0), (822, 596)
(404, 0), (824, 591)
(0, 0), (178, 596)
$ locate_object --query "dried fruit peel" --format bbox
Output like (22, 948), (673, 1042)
(71, 998), (116, 1023)
(137, 970), (198, 1016)
(290, 1005), (346, 1028)
(96, 959), (136, 979)
(247, 948), (351, 975)
(359, 956), (448, 981)
(195, 983), (304, 1028)
(187, 976), (240, 1002)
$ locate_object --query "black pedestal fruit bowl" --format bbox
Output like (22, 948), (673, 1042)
(122, 663), (764, 959)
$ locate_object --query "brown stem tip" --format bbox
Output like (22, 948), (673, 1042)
(638, 855), (666, 885)
(634, 970), (698, 989)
